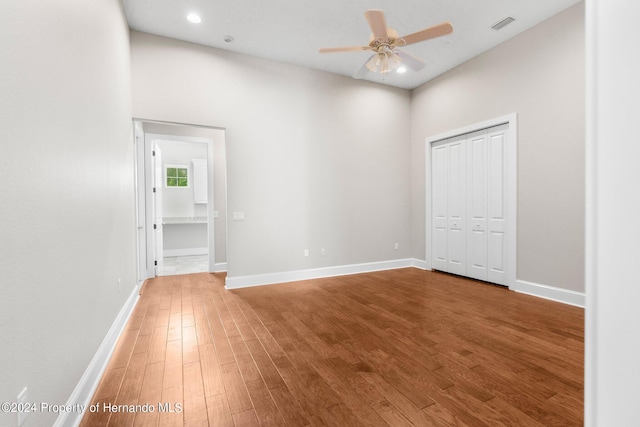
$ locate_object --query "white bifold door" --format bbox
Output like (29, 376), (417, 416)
(432, 124), (508, 286)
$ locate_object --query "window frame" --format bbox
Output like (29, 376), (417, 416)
(165, 164), (190, 188)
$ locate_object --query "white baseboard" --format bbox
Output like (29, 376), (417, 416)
(225, 258), (422, 289)
(54, 283), (141, 427)
(163, 247), (208, 257)
(410, 258), (429, 270)
(227, 261), (586, 308)
(212, 262), (228, 273)
(511, 279), (585, 308)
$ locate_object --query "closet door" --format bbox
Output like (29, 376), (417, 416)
(487, 125), (508, 285)
(431, 142), (449, 272)
(431, 137), (467, 275)
(431, 123), (509, 286)
(466, 131), (489, 281)
(446, 138), (467, 275)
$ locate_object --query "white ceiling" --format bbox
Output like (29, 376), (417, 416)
(123, 0), (582, 90)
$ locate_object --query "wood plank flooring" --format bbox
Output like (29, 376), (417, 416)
(80, 268), (584, 426)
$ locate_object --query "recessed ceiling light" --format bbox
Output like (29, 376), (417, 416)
(223, 35), (234, 43)
(187, 13), (202, 24)
(397, 66), (408, 74)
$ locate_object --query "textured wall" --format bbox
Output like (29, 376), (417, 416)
(0, 0), (135, 425)
(411, 3), (585, 292)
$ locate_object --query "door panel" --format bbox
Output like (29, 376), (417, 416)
(434, 228), (448, 267)
(466, 133), (488, 281)
(489, 231), (505, 277)
(489, 133), (505, 221)
(447, 139), (466, 275)
(487, 126), (507, 285)
(432, 143), (449, 271)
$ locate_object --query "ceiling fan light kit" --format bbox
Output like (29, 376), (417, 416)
(319, 9), (453, 76)
(365, 51), (402, 74)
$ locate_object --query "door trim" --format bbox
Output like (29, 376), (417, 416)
(133, 121), (148, 284)
(133, 117), (228, 278)
(425, 113), (517, 289)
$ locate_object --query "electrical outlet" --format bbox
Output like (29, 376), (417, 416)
(320, 248), (326, 256)
(17, 387), (28, 426)
(304, 249), (309, 257)
(394, 243), (399, 250)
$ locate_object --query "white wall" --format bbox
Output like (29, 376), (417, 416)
(585, 1), (640, 424)
(130, 32), (413, 279)
(0, 1), (135, 426)
(411, 3), (585, 293)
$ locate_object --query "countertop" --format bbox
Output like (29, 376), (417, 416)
(162, 216), (208, 224)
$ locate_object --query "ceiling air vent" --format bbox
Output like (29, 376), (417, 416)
(491, 17), (515, 30)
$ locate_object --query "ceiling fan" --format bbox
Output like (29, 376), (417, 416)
(319, 10), (453, 76)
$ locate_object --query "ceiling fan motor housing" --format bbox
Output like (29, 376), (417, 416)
(368, 28), (401, 52)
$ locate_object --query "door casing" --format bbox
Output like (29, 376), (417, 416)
(133, 119), (226, 281)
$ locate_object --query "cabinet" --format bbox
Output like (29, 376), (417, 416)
(192, 159), (208, 204)
(431, 124), (508, 286)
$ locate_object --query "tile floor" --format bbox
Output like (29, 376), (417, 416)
(158, 254), (209, 276)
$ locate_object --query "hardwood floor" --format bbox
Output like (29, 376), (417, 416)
(80, 268), (584, 426)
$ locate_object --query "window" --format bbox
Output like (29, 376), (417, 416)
(165, 165), (189, 187)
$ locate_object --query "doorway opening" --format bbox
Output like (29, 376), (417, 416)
(133, 119), (227, 282)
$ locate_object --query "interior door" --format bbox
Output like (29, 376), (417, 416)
(487, 125), (508, 285)
(153, 143), (164, 275)
(446, 137), (467, 275)
(466, 131), (489, 281)
(432, 141), (449, 272)
(431, 137), (468, 275)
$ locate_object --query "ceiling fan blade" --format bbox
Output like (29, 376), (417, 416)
(319, 46), (371, 53)
(365, 9), (388, 39)
(399, 22), (453, 46)
(396, 50), (426, 71)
